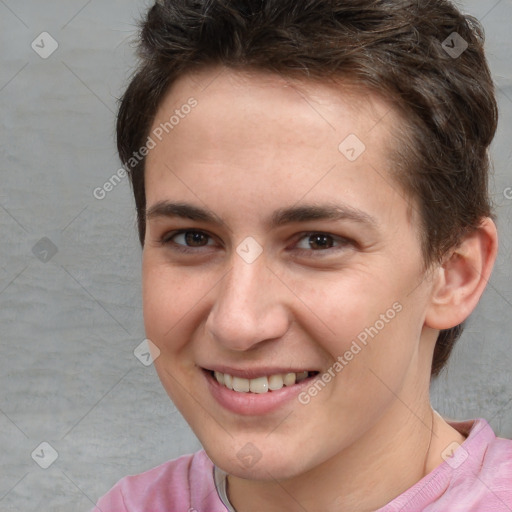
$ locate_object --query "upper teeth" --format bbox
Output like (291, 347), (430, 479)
(214, 371), (310, 393)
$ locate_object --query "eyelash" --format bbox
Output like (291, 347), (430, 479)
(160, 229), (352, 257)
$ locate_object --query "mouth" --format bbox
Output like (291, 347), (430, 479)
(201, 366), (322, 415)
(203, 368), (320, 394)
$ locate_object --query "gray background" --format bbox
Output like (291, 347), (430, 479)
(0, 0), (510, 510)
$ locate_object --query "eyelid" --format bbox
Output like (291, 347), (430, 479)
(292, 231), (352, 253)
(161, 229), (353, 255)
(161, 229), (219, 249)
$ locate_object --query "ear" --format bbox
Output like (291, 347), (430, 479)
(424, 217), (498, 330)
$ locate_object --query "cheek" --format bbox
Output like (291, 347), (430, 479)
(141, 260), (206, 353)
(325, 298), (424, 409)
(287, 267), (394, 348)
(294, 267), (419, 386)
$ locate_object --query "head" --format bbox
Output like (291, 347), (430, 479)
(117, 0), (498, 481)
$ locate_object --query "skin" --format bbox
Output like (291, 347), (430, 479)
(142, 67), (498, 512)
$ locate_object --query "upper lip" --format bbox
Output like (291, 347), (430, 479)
(202, 365), (318, 379)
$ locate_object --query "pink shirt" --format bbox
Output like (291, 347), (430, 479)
(93, 418), (512, 511)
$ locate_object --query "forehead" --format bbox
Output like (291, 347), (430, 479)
(145, 66), (417, 232)
(153, 67), (398, 142)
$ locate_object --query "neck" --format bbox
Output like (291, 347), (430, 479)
(226, 400), (465, 512)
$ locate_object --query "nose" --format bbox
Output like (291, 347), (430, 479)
(205, 251), (290, 352)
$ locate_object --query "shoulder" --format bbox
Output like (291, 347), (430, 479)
(437, 418), (512, 509)
(384, 418), (512, 512)
(93, 449), (226, 512)
(452, 418), (512, 475)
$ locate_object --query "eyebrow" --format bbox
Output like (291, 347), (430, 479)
(145, 201), (378, 230)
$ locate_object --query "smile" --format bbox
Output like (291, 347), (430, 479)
(202, 367), (321, 415)
(210, 370), (318, 393)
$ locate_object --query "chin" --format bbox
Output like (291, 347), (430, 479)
(205, 440), (310, 481)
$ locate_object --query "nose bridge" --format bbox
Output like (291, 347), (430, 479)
(206, 252), (289, 351)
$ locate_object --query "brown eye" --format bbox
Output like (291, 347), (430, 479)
(294, 232), (352, 255)
(182, 231), (210, 247)
(307, 234), (334, 250)
(162, 230), (216, 251)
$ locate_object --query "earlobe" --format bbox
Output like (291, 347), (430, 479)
(425, 217), (498, 330)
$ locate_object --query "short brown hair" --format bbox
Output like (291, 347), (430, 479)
(117, 0), (498, 377)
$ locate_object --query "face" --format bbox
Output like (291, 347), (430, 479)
(142, 67), (437, 480)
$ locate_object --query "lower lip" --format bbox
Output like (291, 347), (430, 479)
(203, 369), (318, 416)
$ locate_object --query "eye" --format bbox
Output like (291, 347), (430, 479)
(161, 230), (216, 252)
(160, 229), (353, 257)
(293, 232), (352, 255)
